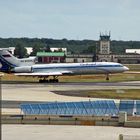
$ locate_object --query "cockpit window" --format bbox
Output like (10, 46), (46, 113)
(119, 64), (123, 67)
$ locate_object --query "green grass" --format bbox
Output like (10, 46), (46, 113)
(1, 74), (38, 82)
(1, 72), (140, 83)
(76, 89), (140, 100)
(125, 64), (140, 71)
(60, 73), (140, 83)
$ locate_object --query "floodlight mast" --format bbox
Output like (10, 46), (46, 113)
(0, 74), (3, 140)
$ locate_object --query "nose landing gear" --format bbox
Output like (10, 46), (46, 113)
(106, 74), (109, 81)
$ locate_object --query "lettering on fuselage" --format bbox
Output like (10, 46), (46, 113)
(20, 60), (34, 63)
(80, 63), (96, 66)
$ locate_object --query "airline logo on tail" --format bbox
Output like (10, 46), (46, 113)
(0, 52), (13, 72)
(0, 49), (36, 72)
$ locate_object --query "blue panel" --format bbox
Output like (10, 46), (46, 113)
(107, 100), (119, 115)
(66, 102), (75, 115)
(40, 104), (49, 114)
(21, 104), (32, 114)
(31, 104), (40, 114)
(83, 101), (94, 115)
(20, 100), (119, 116)
(119, 100), (134, 115)
(136, 101), (140, 115)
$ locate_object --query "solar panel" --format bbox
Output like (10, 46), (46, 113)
(20, 100), (119, 116)
(119, 100), (134, 115)
(136, 101), (140, 115)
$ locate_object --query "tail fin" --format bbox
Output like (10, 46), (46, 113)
(0, 49), (36, 72)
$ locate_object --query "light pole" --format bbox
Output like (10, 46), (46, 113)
(0, 74), (4, 140)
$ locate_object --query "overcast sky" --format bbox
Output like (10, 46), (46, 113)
(0, 0), (140, 40)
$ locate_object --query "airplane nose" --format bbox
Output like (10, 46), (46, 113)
(123, 66), (129, 71)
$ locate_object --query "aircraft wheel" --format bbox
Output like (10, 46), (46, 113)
(39, 79), (43, 83)
(48, 79), (59, 83)
(39, 79), (49, 83)
(48, 79), (51, 83)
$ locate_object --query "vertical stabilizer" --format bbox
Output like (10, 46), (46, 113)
(0, 49), (36, 72)
(0, 49), (19, 72)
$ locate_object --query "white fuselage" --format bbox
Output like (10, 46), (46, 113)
(30, 62), (128, 75)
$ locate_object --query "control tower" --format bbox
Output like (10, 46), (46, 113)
(99, 32), (111, 54)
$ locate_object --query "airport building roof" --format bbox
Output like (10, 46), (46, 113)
(37, 52), (65, 57)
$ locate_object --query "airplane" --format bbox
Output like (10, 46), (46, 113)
(0, 49), (129, 83)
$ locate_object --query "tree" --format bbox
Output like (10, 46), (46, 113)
(82, 45), (96, 54)
(44, 44), (51, 52)
(14, 43), (27, 58)
(30, 44), (42, 56)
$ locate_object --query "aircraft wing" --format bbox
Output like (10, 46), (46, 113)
(14, 70), (73, 77)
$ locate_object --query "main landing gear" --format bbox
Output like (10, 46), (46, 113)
(39, 76), (59, 83)
(39, 79), (59, 83)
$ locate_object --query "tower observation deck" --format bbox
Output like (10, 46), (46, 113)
(99, 32), (111, 54)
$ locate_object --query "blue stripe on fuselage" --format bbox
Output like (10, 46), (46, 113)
(32, 64), (123, 70)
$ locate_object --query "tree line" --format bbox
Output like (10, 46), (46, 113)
(0, 38), (140, 58)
